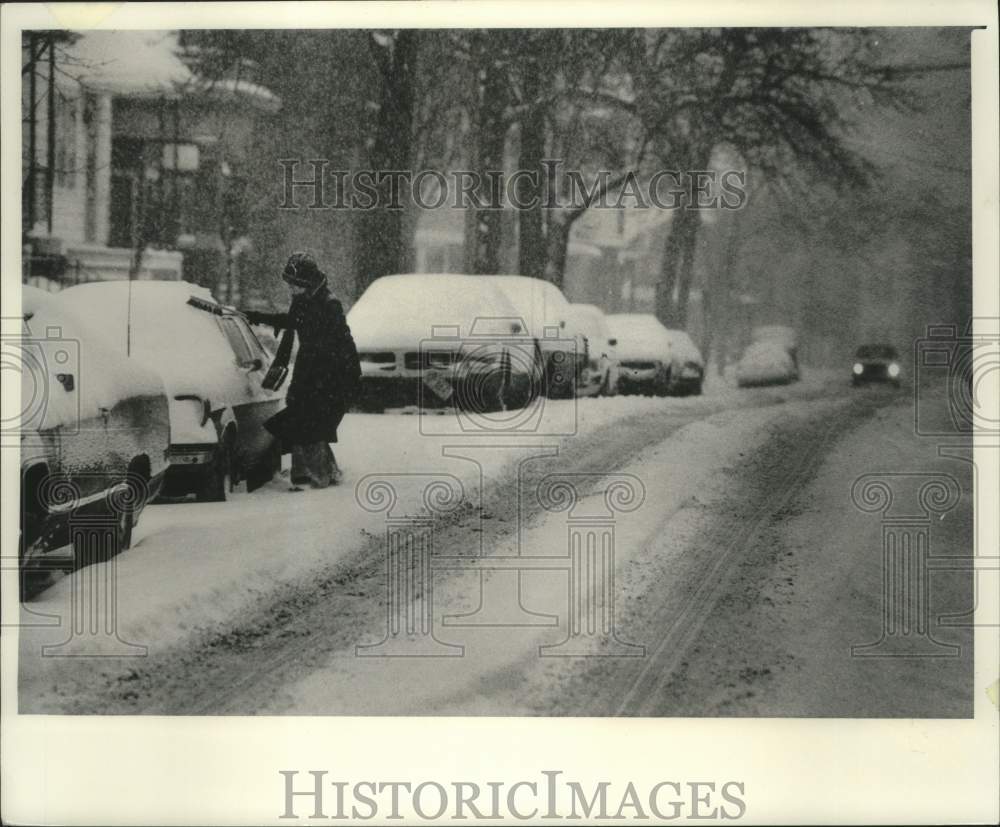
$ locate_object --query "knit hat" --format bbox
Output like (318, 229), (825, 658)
(281, 252), (327, 292)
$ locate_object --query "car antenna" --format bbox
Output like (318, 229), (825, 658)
(126, 260), (133, 357)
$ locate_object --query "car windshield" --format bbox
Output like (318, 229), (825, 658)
(855, 344), (898, 359)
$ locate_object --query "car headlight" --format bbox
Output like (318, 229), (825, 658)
(853, 363), (864, 375)
(888, 363), (900, 378)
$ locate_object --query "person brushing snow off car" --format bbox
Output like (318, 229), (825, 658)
(243, 253), (361, 490)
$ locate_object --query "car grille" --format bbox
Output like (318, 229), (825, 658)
(621, 360), (657, 370)
(861, 363), (889, 378)
(360, 351), (395, 364)
(404, 351), (459, 370)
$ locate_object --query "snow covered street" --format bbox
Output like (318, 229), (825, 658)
(17, 370), (972, 718)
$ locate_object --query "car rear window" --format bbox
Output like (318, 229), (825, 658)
(218, 317), (254, 364)
(856, 344), (898, 359)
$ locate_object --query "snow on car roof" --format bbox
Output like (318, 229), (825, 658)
(752, 325), (798, 346)
(55, 280), (243, 399)
(605, 313), (673, 359)
(665, 329), (704, 365)
(607, 313), (670, 347)
(482, 275), (572, 337)
(19, 286), (164, 431)
(569, 303), (611, 341)
(348, 274), (527, 350)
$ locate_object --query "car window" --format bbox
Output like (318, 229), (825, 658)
(218, 317), (254, 364)
(856, 344), (898, 359)
(233, 317), (269, 364)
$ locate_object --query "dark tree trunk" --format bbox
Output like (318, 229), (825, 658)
(355, 31), (418, 296)
(655, 143), (710, 327)
(543, 218), (571, 291)
(472, 55), (509, 275)
(703, 207), (742, 370)
(516, 63), (545, 278)
(673, 214), (699, 327)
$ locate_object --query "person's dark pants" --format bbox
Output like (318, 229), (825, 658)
(291, 442), (339, 488)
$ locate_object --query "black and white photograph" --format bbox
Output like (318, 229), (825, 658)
(2, 1), (998, 824)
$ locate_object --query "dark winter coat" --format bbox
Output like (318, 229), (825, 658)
(248, 287), (361, 446)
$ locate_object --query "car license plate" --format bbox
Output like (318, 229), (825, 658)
(422, 369), (453, 401)
(682, 367), (701, 378)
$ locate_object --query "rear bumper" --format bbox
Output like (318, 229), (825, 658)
(166, 444), (215, 467)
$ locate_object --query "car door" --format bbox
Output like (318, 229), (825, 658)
(216, 315), (282, 469)
(215, 315), (263, 467)
(234, 315), (284, 459)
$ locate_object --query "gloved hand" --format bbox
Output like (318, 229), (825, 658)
(243, 310), (265, 325)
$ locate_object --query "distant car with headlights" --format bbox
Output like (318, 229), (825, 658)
(568, 303), (619, 396)
(736, 341), (798, 388)
(852, 343), (901, 387)
(605, 313), (673, 396)
(347, 273), (540, 412)
(665, 330), (705, 395)
(59, 281), (285, 502)
(17, 286), (170, 589)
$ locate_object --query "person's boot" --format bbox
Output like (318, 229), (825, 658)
(290, 445), (310, 486)
(330, 448), (343, 486)
(306, 442), (333, 489)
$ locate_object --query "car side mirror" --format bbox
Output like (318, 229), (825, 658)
(608, 338), (618, 347)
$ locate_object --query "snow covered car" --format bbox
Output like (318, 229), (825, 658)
(568, 303), (619, 396)
(17, 287), (170, 583)
(735, 341), (798, 388)
(605, 313), (674, 396)
(347, 273), (540, 412)
(752, 325), (799, 379)
(665, 329), (705, 395)
(852, 343), (901, 387)
(484, 275), (586, 399)
(58, 281), (285, 501)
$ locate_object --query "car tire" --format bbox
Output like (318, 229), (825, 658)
(19, 569), (52, 601)
(246, 439), (282, 492)
(197, 440), (232, 503)
(71, 477), (136, 570)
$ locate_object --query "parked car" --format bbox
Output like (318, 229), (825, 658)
(852, 343), (901, 387)
(17, 287), (170, 588)
(484, 275), (586, 399)
(752, 325), (799, 379)
(665, 330), (705, 395)
(605, 313), (674, 396)
(568, 303), (619, 396)
(736, 340), (798, 388)
(347, 273), (540, 412)
(59, 281), (285, 502)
